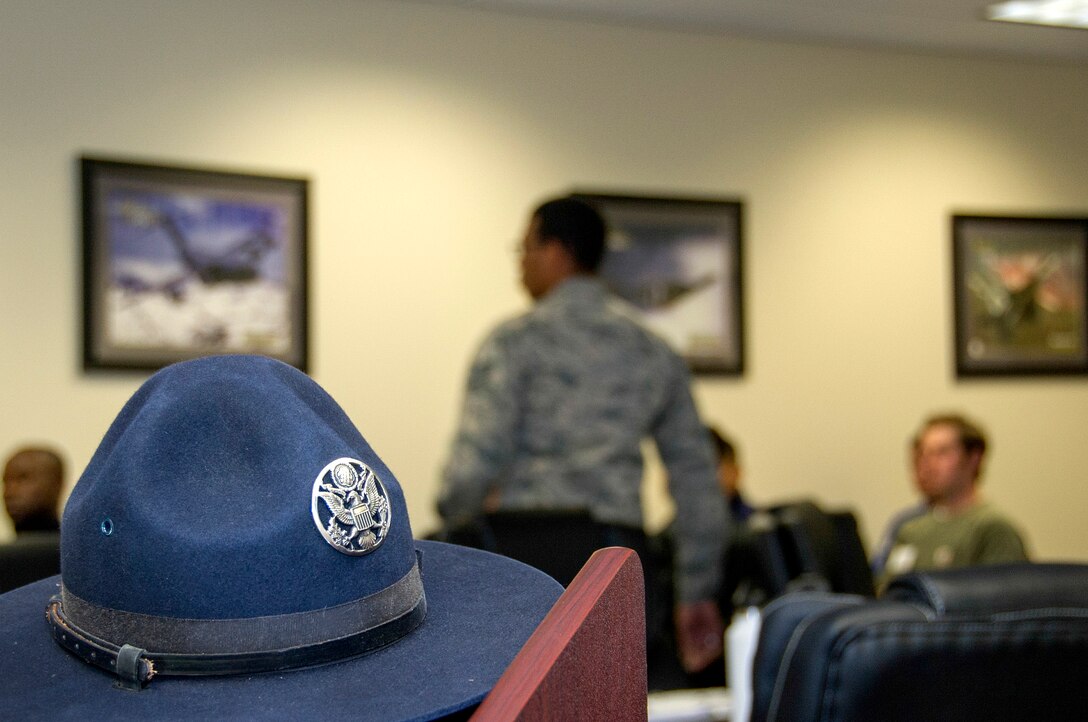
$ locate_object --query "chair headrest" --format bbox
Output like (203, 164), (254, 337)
(883, 563), (1088, 615)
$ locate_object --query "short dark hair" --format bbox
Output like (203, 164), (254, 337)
(707, 426), (736, 464)
(7, 446), (65, 484)
(918, 413), (988, 457)
(532, 197), (607, 272)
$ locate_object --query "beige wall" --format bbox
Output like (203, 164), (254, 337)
(2, 0), (1086, 559)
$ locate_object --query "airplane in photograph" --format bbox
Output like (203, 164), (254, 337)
(607, 273), (717, 311)
(112, 200), (276, 300)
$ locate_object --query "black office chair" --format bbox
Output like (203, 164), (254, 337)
(750, 563), (1088, 722)
(724, 511), (796, 608)
(824, 510), (876, 596)
(781, 501), (875, 596)
(769, 500), (876, 597)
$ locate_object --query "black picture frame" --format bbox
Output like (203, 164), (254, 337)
(81, 156), (309, 372)
(952, 214), (1088, 376)
(572, 192), (744, 375)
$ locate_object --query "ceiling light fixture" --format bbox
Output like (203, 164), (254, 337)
(986, 0), (1088, 28)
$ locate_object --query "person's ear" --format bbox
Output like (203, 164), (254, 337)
(967, 449), (984, 479)
(541, 238), (577, 272)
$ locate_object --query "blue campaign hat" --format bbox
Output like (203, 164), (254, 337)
(0, 356), (562, 720)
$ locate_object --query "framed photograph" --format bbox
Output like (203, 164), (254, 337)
(572, 192), (744, 375)
(82, 156), (309, 371)
(952, 214), (1088, 376)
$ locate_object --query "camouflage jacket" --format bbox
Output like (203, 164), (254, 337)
(438, 277), (725, 602)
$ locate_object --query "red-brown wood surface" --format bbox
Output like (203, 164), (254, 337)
(471, 546), (647, 721)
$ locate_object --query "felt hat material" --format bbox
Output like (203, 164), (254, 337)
(0, 355), (562, 720)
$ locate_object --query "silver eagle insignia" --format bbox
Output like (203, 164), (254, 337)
(311, 457), (391, 555)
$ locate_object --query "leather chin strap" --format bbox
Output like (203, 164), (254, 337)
(47, 556), (426, 691)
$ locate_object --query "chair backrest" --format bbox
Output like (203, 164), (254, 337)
(471, 546), (647, 721)
(725, 500), (875, 610)
(750, 563), (1088, 722)
(770, 500), (875, 597)
(824, 510), (875, 597)
(0, 534), (60, 593)
(724, 512), (796, 607)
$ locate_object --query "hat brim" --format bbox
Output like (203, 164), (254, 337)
(0, 541), (563, 721)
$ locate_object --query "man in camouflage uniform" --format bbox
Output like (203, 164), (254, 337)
(438, 196), (726, 673)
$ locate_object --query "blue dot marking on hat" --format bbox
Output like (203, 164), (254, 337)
(311, 457), (391, 555)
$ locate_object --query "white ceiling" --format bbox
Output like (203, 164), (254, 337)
(411, 0), (1088, 64)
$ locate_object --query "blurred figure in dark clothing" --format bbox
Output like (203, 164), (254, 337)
(3, 447), (64, 533)
(708, 426), (755, 524)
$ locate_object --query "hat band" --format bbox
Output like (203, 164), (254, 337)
(47, 557), (426, 689)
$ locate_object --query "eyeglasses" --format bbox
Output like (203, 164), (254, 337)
(512, 238), (550, 256)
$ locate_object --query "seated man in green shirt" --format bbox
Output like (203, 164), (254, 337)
(881, 413), (1028, 586)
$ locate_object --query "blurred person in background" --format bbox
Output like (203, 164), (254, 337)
(880, 413), (1027, 587)
(2, 446), (64, 534)
(437, 196), (726, 675)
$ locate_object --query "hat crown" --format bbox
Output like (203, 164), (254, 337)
(61, 355), (416, 619)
